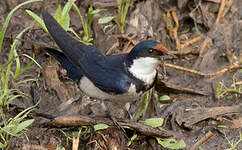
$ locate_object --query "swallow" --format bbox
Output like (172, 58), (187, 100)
(42, 11), (170, 103)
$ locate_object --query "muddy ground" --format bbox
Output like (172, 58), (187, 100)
(0, 0), (241, 149)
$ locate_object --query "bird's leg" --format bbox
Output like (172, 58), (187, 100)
(107, 110), (128, 139)
(104, 100), (128, 138)
(124, 102), (133, 120)
(88, 98), (110, 117)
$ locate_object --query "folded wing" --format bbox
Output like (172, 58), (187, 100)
(45, 48), (83, 81)
(42, 11), (130, 94)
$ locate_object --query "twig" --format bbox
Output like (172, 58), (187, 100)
(225, 45), (234, 66)
(205, 0), (221, 3)
(198, 0), (233, 58)
(96, 131), (108, 144)
(171, 11), (180, 50)
(115, 34), (138, 54)
(177, 104), (242, 127)
(106, 41), (119, 55)
(116, 34), (138, 45)
(165, 10), (180, 50)
(30, 144), (56, 149)
(45, 115), (176, 137)
(180, 36), (202, 49)
(215, 0), (234, 25)
(190, 130), (215, 150)
(72, 136), (80, 150)
(219, 88), (242, 95)
(92, 131), (108, 150)
(156, 78), (207, 95)
(222, 0), (233, 17)
(216, 0), (226, 24)
(199, 36), (212, 56)
(235, 81), (242, 85)
(169, 48), (199, 55)
(224, 29), (234, 65)
(86, 140), (103, 150)
(164, 63), (242, 77)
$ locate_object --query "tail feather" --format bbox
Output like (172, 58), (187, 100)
(45, 48), (82, 81)
(42, 10), (85, 69)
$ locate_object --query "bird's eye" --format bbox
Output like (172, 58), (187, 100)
(148, 49), (153, 53)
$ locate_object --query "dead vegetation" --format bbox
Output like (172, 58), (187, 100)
(0, 0), (241, 149)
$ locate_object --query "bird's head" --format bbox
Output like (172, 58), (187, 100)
(126, 40), (170, 67)
(126, 40), (171, 84)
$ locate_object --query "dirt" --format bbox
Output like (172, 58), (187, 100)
(0, 0), (241, 149)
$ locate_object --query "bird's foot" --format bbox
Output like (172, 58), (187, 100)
(106, 110), (128, 139)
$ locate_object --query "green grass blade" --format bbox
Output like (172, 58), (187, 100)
(144, 118), (164, 128)
(87, 7), (94, 20)
(22, 53), (42, 68)
(90, 9), (107, 15)
(13, 52), (21, 79)
(54, 5), (62, 21)
(14, 58), (33, 79)
(59, 0), (73, 30)
(0, 0), (43, 53)
(117, 0), (122, 17)
(98, 16), (115, 24)
(62, 0), (73, 17)
(16, 78), (36, 86)
(123, 0), (130, 24)
(13, 53), (40, 79)
(13, 119), (34, 134)
(72, 3), (89, 40)
(6, 95), (25, 106)
(72, 3), (82, 21)
(26, 10), (48, 33)
(13, 103), (37, 121)
(156, 137), (186, 149)
(10, 27), (30, 80)
(67, 28), (82, 41)
(3, 51), (13, 91)
(134, 90), (150, 120)
(1, 125), (20, 137)
(3, 18), (33, 91)
(72, 3), (85, 33)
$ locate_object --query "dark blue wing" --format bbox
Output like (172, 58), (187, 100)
(42, 11), (130, 94)
(81, 53), (131, 93)
(45, 48), (83, 81)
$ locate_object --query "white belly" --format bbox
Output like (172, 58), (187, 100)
(78, 77), (143, 103)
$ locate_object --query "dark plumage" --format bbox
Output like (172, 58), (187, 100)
(45, 48), (82, 81)
(42, 11), (170, 102)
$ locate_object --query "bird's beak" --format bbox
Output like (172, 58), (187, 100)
(163, 53), (176, 59)
(159, 53), (176, 62)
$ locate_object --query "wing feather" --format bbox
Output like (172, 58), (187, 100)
(42, 11), (130, 94)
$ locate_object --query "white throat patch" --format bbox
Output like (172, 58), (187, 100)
(128, 57), (159, 85)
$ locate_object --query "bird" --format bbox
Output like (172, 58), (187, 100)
(42, 11), (171, 104)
